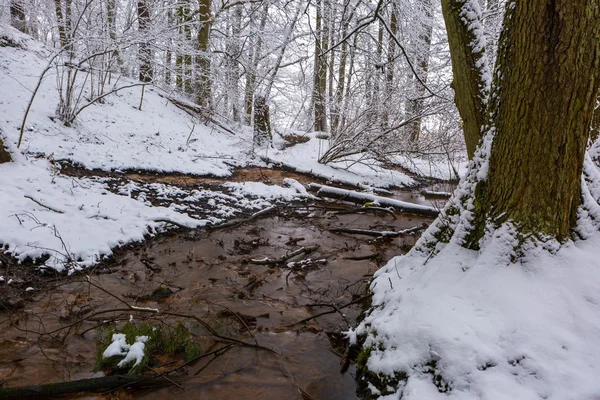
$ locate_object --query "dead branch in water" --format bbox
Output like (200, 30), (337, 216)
(208, 206), (276, 230)
(329, 223), (428, 237)
(249, 245), (320, 266)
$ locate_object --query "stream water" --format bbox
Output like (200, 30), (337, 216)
(0, 167), (442, 399)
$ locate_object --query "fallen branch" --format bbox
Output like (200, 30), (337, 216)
(249, 245), (320, 266)
(308, 183), (439, 217)
(284, 294), (372, 326)
(0, 375), (175, 398)
(420, 190), (452, 199)
(343, 252), (381, 261)
(152, 218), (190, 229)
(329, 223), (428, 238)
(208, 206), (276, 230)
(168, 97), (236, 135)
(336, 206), (396, 219)
(24, 195), (64, 214)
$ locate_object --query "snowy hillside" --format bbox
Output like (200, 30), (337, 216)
(0, 24), (418, 272)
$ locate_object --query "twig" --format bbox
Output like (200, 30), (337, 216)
(152, 218), (191, 229)
(336, 206), (397, 219)
(329, 223), (428, 237)
(249, 245), (319, 266)
(283, 294), (372, 326)
(208, 206), (276, 230)
(24, 195), (64, 214)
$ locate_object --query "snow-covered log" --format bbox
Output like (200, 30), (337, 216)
(308, 183), (439, 217)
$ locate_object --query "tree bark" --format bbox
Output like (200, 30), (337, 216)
(253, 95), (271, 148)
(474, 0), (600, 241)
(195, 0), (211, 108)
(312, 0), (327, 133)
(137, 0), (153, 83)
(54, 0), (73, 57)
(441, 0), (490, 159)
(382, 8), (398, 130)
(0, 136), (11, 164)
(407, 1), (432, 144)
(591, 90), (600, 143)
(243, 2), (268, 124)
(10, 0), (28, 34)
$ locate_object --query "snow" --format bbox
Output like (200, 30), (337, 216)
(0, 24), (426, 272)
(103, 333), (129, 358)
(354, 225), (600, 399)
(117, 336), (148, 368)
(103, 333), (149, 368)
(264, 135), (416, 189)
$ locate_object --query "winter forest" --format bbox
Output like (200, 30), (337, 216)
(0, 0), (599, 398)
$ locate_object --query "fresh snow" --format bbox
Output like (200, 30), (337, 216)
(103, 333), (149, 368)
(353, 226), (600, 400)
(0, 24), (418, 272)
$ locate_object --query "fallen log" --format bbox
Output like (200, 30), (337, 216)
(330, 223), (428, 238)
(0, 375), (176, 398)
(420, 190), (452, 199)
(308, 183), (439, 217)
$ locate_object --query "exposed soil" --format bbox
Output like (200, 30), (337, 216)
(0, 167), (438, 399)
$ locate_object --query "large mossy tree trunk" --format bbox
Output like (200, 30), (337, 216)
(441, 0), (490, 160)
(592, 91), (600, 143)
(472, 0), (600, 242)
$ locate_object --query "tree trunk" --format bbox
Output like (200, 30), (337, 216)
(253, 96), (271, 148)
(407, 1), (432, 144)
(331, 17), (350, 137)
(591, 91), (600, 143)
(195, 0), (211, 108)
(312, 0), (327, 133)
(106, 0), (124, 74)
(10, 0), (28, 34)
(441, 0), (490, 159)
(137, 0), (153, 83)
(473, 0), (600, 242)
(54, 0), (73, 56)
(0, 136), (11, 164)
(382, 8), (398, 130)
(244, 2), (268, 125)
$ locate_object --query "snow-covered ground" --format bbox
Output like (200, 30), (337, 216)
(351, 226), (600, 400)
(0, 24), (420, 272)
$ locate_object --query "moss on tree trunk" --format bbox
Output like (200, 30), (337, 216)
(476, 1), (600, 241)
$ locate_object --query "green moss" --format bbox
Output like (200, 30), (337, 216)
(95, 321), (202, 374)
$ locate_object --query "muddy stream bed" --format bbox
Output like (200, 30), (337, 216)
(0, 167), (444, 399)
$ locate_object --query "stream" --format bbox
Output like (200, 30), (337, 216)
(0, 167), (445, 399)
